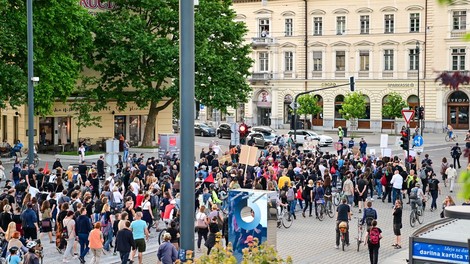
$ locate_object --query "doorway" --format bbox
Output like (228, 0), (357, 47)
(258, 108), (271, 126)
(447, 91), (469, 130)
(39, 117), (54, 145)
(114, 116), (126, 138)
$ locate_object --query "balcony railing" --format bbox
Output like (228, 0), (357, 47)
(251, 37), (275, 46)
(451, 31), (468, 38)
(250, 72), (273, 81)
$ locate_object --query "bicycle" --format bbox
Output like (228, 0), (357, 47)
(157, 218), (180, 244)
(324, 195), (335, 219)
(410, 202), (424, 227)
(356, 218), (365, 252)
(332, 188), (342, 207)
(277, 205), (293, 229)
(444, 128), (458, 142)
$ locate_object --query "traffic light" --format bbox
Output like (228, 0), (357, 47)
(400, 128), (410, 151)
(418, 106), (424, 120)
(349, 76), (355, 91)
(239, 123), (248, 138)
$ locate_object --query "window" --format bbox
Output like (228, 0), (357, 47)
(259, 19), (270, 37)
(384, 14), (394, 33)
(360, 15), (370, 34)
(336, 16), (346, 35)
(314, 17), (322, 35)
(285, 18), (293, 36)
(359, 51), (369, 71)
(336, 51), (345, 71)
(452, 48), (466, 70)
(284, 51), (293, 71)
(384, 49), (394, 71)
(259, 52), (269, 72)
(313, 51), (322, 71)
(453, 11), (467, 30)
(410, 13), (420, 32)
(409, 49), (419, 70)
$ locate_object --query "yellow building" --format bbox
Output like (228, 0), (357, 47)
(0, 2), (173, 149)
(230, 0), (470, 132)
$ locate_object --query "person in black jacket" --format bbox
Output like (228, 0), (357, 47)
(116, 220), (136, 264)
(75, 208), (93, 263)
(97, 156), (105, 180)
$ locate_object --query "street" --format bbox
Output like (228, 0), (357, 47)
(3, 129), (466, 264)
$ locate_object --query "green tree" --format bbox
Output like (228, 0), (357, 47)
(296, 94), (322, 117)
(382, 92), (408, 130)
(92, 0), (253, 146)
(0, 0), (94, 114)
(339, 92), (366, 120)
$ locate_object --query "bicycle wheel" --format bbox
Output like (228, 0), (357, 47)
(333, 194), (340, 206)
(445, 135), (450, 142)
(282, 211), (293, 229)
(326, 201), (334, 218)
(417, 209), (424, 224)
(357, 226), (362, 252)
(410, 211), (416, 227)
(341, 235), (345, 251)
(317, 204), (325, 221)
(158, 229), (167, 244)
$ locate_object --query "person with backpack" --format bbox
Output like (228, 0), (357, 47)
(440, 157), (450, 187)
(365, 220), (382, 264)
(286, 183), (296, 220)
(451, 143), (462, 169)
(361, 201), (377, 228)
(427, 174), (442, 212)
(409, 182), (425, 213)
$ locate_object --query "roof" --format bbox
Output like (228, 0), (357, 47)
(416, 218), (470, 244)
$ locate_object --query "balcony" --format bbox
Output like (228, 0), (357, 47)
(250, 72), (273, 82)
(451, 31), (468, 38)
(251, 37), (275, 48)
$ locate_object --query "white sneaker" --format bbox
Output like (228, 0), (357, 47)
(334, 245), (339, 249)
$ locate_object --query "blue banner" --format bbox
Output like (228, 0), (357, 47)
(412, 242), (469, 264)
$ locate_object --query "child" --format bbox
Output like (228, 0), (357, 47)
(7, 247), (22, 264)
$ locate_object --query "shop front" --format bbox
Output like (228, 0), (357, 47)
(447, 91), (469, 130)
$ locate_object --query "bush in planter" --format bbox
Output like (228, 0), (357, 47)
(193, 234), (292, 264)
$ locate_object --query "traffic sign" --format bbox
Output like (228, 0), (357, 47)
(401, 110), (415, 124)
(413, 135), (424, 147)
(413, 147), (424, 153)
(290, 102), (299, 109)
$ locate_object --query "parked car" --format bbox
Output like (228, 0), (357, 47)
(195, 123), (216, 137)
(287, 129), (333, 147)
(246, 131), (278, 148)
(251, 126), (275, 134)
(216, 123), (232, 139)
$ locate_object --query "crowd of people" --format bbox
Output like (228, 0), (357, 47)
(0, 128), (467, 264)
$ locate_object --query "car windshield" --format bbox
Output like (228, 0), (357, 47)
(307, 131), (318, 137)
(263, 133), (276, 140)
(199, 124), (210, 128)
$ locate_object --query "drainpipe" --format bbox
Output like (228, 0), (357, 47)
(423, 0), (427, 133)
(304, 0), (308, 128)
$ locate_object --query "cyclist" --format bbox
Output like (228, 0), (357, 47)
(409, 182), (425, 214)
(447, 124), (455, 140)
(335, 198), (351, 249)
(314, 180), (325, 219)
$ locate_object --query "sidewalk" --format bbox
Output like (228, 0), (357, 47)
(382, 249), (409, 264)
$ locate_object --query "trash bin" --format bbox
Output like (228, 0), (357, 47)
(343, 127), (348, 138)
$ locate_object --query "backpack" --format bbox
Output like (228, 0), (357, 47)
(286, 188), (295, 202)
(409, 188), (418, 200)
(368, 227), (380, 245)
(419, 169), (427, 180)
(364, 208), (376, 226)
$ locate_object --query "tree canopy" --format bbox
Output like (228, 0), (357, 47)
(382, 92), (408, 119)
(0, 0), (94, 114)
(92, 0), (253, 146)
(296, 94), (322, 117)
(339, 92), (366, 120)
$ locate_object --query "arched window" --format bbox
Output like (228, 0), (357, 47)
(363, 95), (370, 119)
(312, 95), (324, 126)
(382, 95), (391, 119)
(335, 95), (344, 119)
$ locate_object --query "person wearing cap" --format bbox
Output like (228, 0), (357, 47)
(7, 246), (21, 264)
(23, 241), (40, 264)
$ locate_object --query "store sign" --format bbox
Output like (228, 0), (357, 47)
(448, 98), (469, 103)
(387, 83), (415, 88)
(412, 242), (469, 264)
(79, 0), (115, 10)
(321, 82), (336, 87)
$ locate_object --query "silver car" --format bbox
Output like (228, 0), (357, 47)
(246, 131), (278, 148)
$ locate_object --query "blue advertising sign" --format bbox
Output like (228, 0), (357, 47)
(412, 242), (469, 264)
(413, 135), (424, 147)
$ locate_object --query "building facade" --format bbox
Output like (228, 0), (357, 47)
(230, 0), (470, 131)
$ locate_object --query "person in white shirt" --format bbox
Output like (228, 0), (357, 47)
(130, 178), (140, 196)
(445, 164), (457, 193)
(390, 170), (403, 205)
(318, 162), (326, 179)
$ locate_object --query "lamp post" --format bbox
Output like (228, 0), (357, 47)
(416, 41), (420, 135)
(27, 0), (35, 165)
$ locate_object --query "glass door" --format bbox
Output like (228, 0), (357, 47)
(114, 116), (126, 138)
(448, 106), (469, 130)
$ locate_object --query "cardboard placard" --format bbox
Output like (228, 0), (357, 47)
(381, 148), (392, 158)
(218, 154), (231, 164)
(239, 145), (258, 166)
(380, 134), (388, 148)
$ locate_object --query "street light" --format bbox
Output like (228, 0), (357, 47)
(27, 0), (35, 166)
(416, 41), (420, 135)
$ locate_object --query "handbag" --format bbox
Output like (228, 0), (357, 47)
(41, 219), (51, 228)
(380, 175), (387, 186)
(296, 189), (304, 201)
